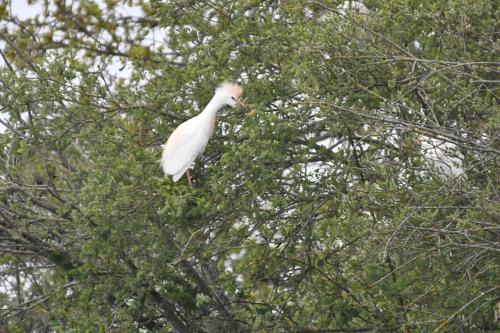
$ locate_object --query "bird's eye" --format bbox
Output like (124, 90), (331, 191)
(231, 96), (236, 101)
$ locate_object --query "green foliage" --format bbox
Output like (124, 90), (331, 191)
(0, 0), (498, 332)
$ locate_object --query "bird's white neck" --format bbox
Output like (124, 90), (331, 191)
(196, 94), (226, 135)
(200, 94), (226, 119)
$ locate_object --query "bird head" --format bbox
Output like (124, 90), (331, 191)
(215, 82), (243, 108)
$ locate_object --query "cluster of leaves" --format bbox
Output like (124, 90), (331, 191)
(0, 0), (498, 332)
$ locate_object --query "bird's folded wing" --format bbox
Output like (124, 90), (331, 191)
(161, 119), (203, 176)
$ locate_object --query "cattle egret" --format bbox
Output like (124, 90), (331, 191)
(160, 82), (243, 184)
(418, 136), (465, 180)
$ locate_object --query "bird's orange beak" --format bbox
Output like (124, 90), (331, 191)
(237, 98), (247, 108)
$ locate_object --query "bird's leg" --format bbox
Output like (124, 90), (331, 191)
(186, 169), (193, 186)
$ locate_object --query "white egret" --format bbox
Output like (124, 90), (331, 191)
(160, 82), (243, 184)
(418, 136), (465, 180)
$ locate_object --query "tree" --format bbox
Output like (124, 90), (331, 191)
(0, 0), (498, 331)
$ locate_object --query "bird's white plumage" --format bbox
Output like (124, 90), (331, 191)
(161, 117), (208, 177)
(160, 82), (243, 182)
(420, 136), (465, 180)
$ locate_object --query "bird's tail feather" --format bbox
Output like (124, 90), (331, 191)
(172, 163), (192, 182)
